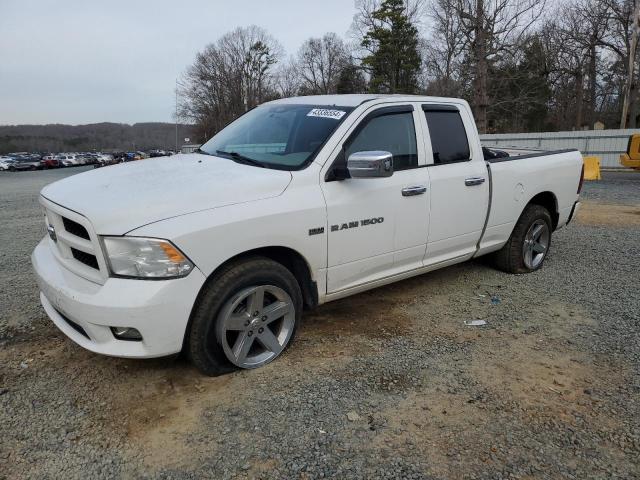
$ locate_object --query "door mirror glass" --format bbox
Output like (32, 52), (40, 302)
(347, 151), (394, 178)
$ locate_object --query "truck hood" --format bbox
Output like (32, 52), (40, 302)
(41, 154), (292, 234)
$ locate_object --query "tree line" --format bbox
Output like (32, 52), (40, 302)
(0, 123), (196, 154)
(179, 0), (640, 139)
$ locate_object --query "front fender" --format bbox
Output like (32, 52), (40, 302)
(128, 186), (327, 283)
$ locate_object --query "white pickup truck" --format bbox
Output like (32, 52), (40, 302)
(32, 95), (584, 375)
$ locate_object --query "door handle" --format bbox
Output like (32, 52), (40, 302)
(465, 177), (486, 186)
(401, 185), (427, 196)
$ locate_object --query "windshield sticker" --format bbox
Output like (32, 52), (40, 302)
(307, 108), (347, 120)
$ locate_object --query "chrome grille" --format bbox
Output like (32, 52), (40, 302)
(41, 197), (107, 284)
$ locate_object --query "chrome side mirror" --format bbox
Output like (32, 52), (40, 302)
(347, 151), (394, 178)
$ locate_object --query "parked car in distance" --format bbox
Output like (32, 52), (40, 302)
(32, 94), (584, 376)
(41, 155), (60, 169)
(0, 156), (17, 171)
(75, 154), (92, 166)
(149, 150), (170, 158)
(56, 154), (79, 167)
(7, 151), (31, 159)
(6, 157), (42, 171)
(94, 154), (116, 168)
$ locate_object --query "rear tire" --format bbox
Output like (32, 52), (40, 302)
(492, 204), (552, 274)
(187, 257), (302, 376)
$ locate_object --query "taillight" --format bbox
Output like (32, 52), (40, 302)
(577, 163), (584, 194)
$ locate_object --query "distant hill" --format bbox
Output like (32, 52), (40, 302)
(0, 122), (199, 154)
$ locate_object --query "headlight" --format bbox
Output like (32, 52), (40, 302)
(101, 237), (194, 279)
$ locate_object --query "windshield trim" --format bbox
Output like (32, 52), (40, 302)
(199, 104), (355, 172)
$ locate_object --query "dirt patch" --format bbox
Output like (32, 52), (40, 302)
(369, 304), (630, 479)
(117, 368), (235, 468)
(577, 201), (640, 226)
(0, 333), (238, 472)
(469, 303), (598, 410)
(287, 287), (416, 364)
(305, 288), (417, 338)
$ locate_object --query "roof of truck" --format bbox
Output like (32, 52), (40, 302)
(268, 94), (465, 108)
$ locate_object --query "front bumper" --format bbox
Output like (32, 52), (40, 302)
(32, 237), (207, 358)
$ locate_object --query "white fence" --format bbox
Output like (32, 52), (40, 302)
(480, 129), (640, 168)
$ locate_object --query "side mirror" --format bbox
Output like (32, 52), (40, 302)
(347, 151), (394, 178)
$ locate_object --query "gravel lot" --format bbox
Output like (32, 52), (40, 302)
(1, 168), (639, 479)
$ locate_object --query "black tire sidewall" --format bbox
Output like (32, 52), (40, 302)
(188, 257), (302, 376)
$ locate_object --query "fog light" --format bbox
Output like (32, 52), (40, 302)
(110, 327), (143, 341)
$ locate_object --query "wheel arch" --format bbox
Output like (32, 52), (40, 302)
(182, 245), (318, 356)
(526, 191), (559, 230)
(200, 246), (318, 311)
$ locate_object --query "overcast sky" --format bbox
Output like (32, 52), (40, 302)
(0, 0), (357, 125)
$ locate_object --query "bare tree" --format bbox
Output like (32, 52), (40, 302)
(423, 0), (467, 96)
(275, 57), (302, 97)
(549, 0), (640, 128)
(296, 33), (349, 94)
(548, 0), (610, 128)
(431, 0), (546, 133)
(598, 0), (640, 127)
(217, 26), (283, 110)
(620, 2), (640, 127)
(179, 26), (283, 140)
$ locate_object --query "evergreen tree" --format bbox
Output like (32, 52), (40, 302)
(361, 0), (422, 94)
(488, 35), (552, 133)
(336, 60), (368, 94)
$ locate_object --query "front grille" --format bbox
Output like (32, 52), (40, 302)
(42, 199), (107, 284)
(71, 247), (99, 270)
(62, 217), (90, 240)
(55, 308), (90, 339)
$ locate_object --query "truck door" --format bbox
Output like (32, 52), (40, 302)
(420, 104), (489, 265)
(321, 104), (430, 293)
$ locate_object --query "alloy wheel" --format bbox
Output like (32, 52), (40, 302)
(216, 285), (295, 368)
(522, 219), (549, 270)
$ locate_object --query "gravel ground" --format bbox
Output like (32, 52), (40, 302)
(1, 168), (639, 479)
(582, 170), (640, 204)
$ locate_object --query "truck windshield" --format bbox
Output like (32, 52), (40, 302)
(199, 104), (354, 170)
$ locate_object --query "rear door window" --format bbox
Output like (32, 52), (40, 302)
(423, 106), (470, 164)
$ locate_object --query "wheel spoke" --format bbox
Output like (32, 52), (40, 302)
(232, 332), (254, 363)
(248, 287), (265, 315)
(226, 313), (248, 331)
(258, 328), (282, 354)
(533, 243), (546, 254)
(531, 224), (544, 241)
(263, 301), (291, 324)
(524, 247), (533, 267)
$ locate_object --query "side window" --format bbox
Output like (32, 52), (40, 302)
(423, 107), (470, 164)
(345, 111), (418, 171)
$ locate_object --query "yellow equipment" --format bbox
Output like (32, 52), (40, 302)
(620, 133), (640, 169)
(583, 156), (601, 180)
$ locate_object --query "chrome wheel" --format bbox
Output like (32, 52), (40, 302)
(523, 219), (549, 270)
(216, 285), (295, 369)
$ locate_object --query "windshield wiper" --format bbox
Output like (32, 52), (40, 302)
(215, 150), (267, 168)
(194, 147), (212, 155)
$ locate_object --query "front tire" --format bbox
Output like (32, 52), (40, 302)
(187, 257), (302, 376)
(492, 204), (552, 274)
